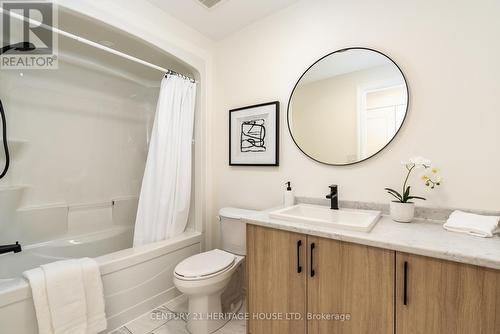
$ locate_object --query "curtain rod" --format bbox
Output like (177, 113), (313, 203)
(1, 8), (197, 83)
(165, 69), (196, 83)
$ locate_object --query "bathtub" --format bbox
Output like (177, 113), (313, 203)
(0, 227), (202, 333)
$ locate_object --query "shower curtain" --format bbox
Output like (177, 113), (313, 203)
(133, 74), (197, 246)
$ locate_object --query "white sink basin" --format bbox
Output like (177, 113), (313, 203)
(269, 204), (381, 232)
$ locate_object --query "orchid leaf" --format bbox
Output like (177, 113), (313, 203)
(403, 186), (411, 202)
(406, 196), (426, 201)
(384, 187), (401, 196)
(385, 188), (402, 202)
(387, 192), (403, 202)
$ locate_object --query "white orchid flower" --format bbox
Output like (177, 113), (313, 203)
(388, 157), (441, 203)
(420, 166), (442, 189)
(401, 156), (431, 169)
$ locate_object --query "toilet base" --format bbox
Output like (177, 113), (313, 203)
(187, 292), (226, 334)
(173, 254), (245, 334)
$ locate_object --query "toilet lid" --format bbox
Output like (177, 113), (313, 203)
(174, 249), (235, 278)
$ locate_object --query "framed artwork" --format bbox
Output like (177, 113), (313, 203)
(229, 101), (279, 166)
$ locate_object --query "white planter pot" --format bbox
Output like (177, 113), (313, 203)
(390, 202), (415, 223)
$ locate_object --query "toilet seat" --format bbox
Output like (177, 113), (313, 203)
(174, 249), (236, 281)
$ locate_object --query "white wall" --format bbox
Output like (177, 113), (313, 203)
(212, 0), (500, 245)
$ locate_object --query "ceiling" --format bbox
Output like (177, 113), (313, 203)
(146, 0), (299, 41)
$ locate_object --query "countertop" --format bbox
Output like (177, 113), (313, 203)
(242, 208), (500, 270)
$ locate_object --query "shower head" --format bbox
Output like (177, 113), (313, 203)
(0, 42), (36, 55)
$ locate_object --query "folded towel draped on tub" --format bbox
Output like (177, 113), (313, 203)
(444, 210), (500, 238)
(23, 258), (107, 334)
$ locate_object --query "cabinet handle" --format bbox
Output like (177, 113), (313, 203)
(403, 261), (408, 305)
(296, 240), (302, 273)
(310, 242), (316, 277)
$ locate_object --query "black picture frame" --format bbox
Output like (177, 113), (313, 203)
(229, 101), (280, 166)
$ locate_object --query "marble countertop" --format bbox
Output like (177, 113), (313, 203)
(243, 208), (500, 270)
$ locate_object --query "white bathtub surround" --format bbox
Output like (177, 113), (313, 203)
(241, 209), (500, 270)
(134, 75), (197, 247)
(444, 210), (500, 238)
(389, 201), (415, 223)
(23, 258), (106, 334)
(0, 196), (139, 248)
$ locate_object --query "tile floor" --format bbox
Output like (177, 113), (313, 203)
(111, 295), (246, 334)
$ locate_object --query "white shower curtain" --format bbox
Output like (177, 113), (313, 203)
(133, 74), (197, 246)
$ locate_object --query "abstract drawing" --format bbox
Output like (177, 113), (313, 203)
(240, 119), (266, 152)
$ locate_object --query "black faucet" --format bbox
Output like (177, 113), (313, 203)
(326, 185), (339, 210)
(0, 242), (22, 255)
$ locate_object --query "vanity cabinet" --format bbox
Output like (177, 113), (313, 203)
(247, 225), (307, 334)
(307, 236), (394, 334)
(395, 252), (500, 334)
(246, 225), (393, 334)
(247, 225), (500, 334)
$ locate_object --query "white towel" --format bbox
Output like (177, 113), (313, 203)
(23, 268), (54, 334)
(23, 258), (107, 334)
(43, 259), (87, 334)
(444, 210), (500, 238)
(80, 258), (107, 334)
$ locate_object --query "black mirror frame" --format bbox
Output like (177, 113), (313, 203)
(287, 47), (410, 166)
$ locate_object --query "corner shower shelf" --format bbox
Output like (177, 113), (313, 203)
(0, 139), (28, 161)
(0, 185), (27, 213)
(0, 185), (26, 192)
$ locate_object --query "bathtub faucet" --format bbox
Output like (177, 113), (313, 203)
(0, 241), (22, 255)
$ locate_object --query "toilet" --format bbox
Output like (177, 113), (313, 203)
(173, 208), (254, 334)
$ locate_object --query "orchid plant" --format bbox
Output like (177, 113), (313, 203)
(385, 156), (441, 203)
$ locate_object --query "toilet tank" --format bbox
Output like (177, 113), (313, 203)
(219, 208), (258, 256)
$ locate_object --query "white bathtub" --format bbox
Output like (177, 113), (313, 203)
(0, 226), (134, 279)
(0, 227), (202, 333)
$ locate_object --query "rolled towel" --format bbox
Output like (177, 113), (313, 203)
(444, 210), (500, 238)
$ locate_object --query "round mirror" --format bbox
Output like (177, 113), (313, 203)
(288, 47), (409, 165)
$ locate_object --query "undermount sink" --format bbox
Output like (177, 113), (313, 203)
(269, 204), (381, 232)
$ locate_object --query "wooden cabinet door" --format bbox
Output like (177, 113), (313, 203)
(396, 252), (500, 334)
(246, 225), (307, 334)
(307, 237), (395, 334)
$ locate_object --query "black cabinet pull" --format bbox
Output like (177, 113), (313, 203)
(403, 261), (408, 305)
(310, 242), (316, 277)
(296, 240), (302, 273)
